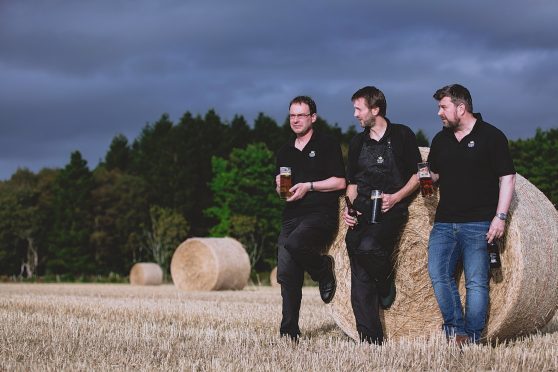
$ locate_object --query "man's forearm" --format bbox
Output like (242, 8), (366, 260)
(496, 174), (516, 214)
(309, 176), (346, 192)
(393, 175), (420, 204)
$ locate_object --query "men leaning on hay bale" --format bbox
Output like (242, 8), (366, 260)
(275, 95), (346, 342)
(343, 86), (421, 344)
(427, 84), (516, 346)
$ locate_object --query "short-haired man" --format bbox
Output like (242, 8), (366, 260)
(275, 95), (346, 341)
(427, 84), (516, 345)
(343, 86), (421, 344)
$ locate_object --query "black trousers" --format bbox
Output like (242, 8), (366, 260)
(277, 212), (337, 337)
(346, 207), (407, 344)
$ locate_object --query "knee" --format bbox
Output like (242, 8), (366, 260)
(354, 236), (385, 256)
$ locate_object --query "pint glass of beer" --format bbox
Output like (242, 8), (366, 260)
(417, 162), (434, 197)
(370, 189), (383, 224)
(279, 167), (293, 199)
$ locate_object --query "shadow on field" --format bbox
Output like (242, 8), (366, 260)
(305, 323), (345, 339)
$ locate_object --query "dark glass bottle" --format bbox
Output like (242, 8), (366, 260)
(488, 240), (502, 269)
(345, 196), (357, 229)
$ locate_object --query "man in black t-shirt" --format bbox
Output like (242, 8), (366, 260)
(427, 84), (516, 346)
(343, 86), (421, 344)
(275, 96), (346, 341)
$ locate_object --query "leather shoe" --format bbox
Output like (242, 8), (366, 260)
(319, 255), (336, 304)
(379, 276), (396, 310)
(455, 334), (470, 348)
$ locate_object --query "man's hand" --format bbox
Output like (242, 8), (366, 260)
(381, 193), (401, 213)
(343, 206), (361, 227)
(286, 182), (311, 202)
(487, 217), (505, 243)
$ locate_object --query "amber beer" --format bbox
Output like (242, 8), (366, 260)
(370, 190), (383, 224)
(279, 167), (293, 199)
(418, 162), (434, 197)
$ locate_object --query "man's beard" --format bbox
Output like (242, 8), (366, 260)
(363, 117), (376, 128)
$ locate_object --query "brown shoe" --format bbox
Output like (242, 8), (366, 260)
(455, 335), (470, 347)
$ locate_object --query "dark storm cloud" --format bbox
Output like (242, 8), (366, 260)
(1, 0), (557, 179)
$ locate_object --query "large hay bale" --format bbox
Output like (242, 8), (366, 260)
(129, 262), (163, 286)
(269, 266), (280, 288)
(170, 237), (251, 291)
(328, 147), (558, 341)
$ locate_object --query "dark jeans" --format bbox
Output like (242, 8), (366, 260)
(346, 208), (407, 344)
(277, 212), (337, 337)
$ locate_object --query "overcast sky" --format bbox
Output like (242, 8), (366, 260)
(1, 0), (557, 180)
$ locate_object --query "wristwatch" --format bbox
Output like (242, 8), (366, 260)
(496, 212), (507, 221)
(309, 182), (314, 191)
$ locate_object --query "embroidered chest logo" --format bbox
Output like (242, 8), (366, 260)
(468, 141), (475, 148)
(377, 156), (384, 164)
(309, 150), (316, 158)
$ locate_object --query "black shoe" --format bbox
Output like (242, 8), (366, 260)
(319, 255), (336, 304)
(379, 277), (396, 310)
(280, 332), (300, 343)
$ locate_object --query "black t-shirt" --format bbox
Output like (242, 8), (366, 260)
(276, 130), (346, 219)
(428, 116), (516, 222)
(347, 120), (421, 211)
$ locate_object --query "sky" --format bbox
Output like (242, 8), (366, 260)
(1, 0), (557, 180)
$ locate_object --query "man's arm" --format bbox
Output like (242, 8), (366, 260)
(382, 175), (420, 213)
(487, 173), (516, 242)
(287, 176), (346, 202)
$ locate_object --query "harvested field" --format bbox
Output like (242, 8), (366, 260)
(1, 283), (557, 371)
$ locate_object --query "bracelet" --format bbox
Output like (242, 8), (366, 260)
(310, 182), (314, 191)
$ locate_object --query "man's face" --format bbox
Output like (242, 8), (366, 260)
(289, 103), (315, 136)
(437, 96), (460, 128)
(353, 97), (379, 128)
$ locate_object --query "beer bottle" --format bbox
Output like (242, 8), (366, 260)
(487, 240), (502, 269)
(345, 196), (358, 229)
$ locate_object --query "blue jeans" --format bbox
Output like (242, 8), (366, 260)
(428, 222), (490, 342)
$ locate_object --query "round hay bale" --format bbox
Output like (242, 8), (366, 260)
(270, 266), (280, 287)
(170, 237), (251, 291)
(328, 146), (558, 341)
(129, 262), (163, 286)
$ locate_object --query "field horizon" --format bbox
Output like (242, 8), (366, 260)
(1, 283), (556, 371)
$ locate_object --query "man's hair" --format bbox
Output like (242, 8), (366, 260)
(351, 86), (387, 117)
(433, 84), (474, 113)
(289, 96), (317, 115)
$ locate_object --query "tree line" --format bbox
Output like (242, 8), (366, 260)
(0, 109), (555, 280)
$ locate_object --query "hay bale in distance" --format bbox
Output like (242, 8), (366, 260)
(269, 266), (280, 288)
(170, 237), (251, 291)
(129, 262), (163, 286)
(328, 147), (558, 341)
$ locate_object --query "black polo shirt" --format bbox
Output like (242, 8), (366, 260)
(428, 116), (516, 222)
(276, 130), (346, 219)
(347, 120), (422, 208)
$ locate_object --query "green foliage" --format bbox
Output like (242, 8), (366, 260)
(142, 206), (189, 274)
(510, 128), (558, 207)
(47, 152), (95, 275)
(90, 167), (150, 275)
(104, 134), (131, 172)
(416, 129), (430, 147)
(206, 143), (282, 270)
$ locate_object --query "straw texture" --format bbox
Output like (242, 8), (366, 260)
(170, 237), (251, 291)
(328, 147), (558, 341)
(129, 262), (163, 286)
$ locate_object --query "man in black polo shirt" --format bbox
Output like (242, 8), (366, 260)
(427, 84), (516, 345)
(275, 95), (346, 341)
(343, 86), (421, 344)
